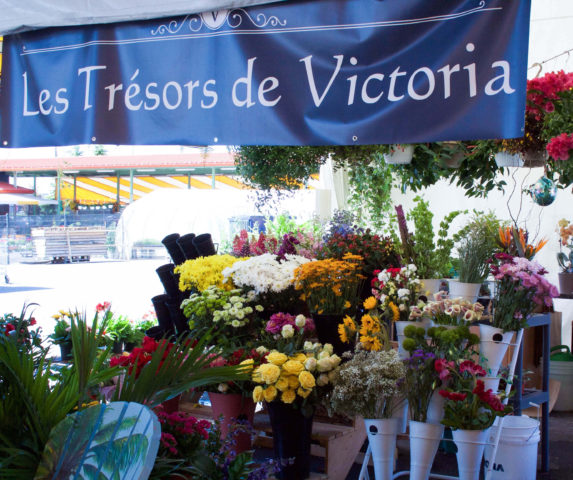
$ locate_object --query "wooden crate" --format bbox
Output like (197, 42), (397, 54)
(180, 401), (365, 480)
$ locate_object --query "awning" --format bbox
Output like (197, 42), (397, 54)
(0, 181), (34, 194)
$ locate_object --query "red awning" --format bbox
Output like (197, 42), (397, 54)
(0, 181), (35, 194)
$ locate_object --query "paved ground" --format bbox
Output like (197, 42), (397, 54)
(0, 257), (169, 335)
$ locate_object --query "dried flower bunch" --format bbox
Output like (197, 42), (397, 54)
(329, 349), (405, 419)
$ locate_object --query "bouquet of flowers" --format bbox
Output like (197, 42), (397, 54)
(260, 312), (316, 354)
(557, 219), (573, 273)
(436, 359), (512, 430)
(497, 226), (547, 260)
(372, 264), (422, 321)
(329, 349), (405, 419)
(318, 229), (400, 277)
(175, 254), (245, 292)
(252, 342), (341, 413)
(410, 291), (485, 326)
(231, 229), (279, 257)
(403, 349), (439, 423)
(181, 286), (265, 352)
(490, 253), (558, 332)
(207, 348), (267, 396)
(222, 253), (310, 313)
(293, 254), (364, 315)
(338, 296), (390, 352)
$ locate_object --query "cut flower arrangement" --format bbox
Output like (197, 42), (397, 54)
(338, 296), (390, 352)
(175, 254), (245, 292)
(490, 253), (558, 332)
(329, 349), (405, 419)
(437, 359), (512, 430)
(293, 254), (364, 315)
(372, 264), (422, 321)
(410, 291), (485, 326)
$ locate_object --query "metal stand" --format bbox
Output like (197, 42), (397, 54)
(358, 323), (534, 480)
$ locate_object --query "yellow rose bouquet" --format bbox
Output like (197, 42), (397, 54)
(293, 253), (365, 315)
(251, 342), (341, 414)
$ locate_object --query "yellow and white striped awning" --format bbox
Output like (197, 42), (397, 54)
(60, 174), (248, 204)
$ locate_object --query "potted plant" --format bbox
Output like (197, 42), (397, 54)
(49, 312), (73, 360)
(106, 315), (134, 354)
(1, 304), (45, 360)
(329, 349), (406, 480)
(437, 359), (512, 480)
(251, 341), (341, 480)
(451, 212), (501, 301)
(557, 219), (573, 294)
(393, 198), (463, 295)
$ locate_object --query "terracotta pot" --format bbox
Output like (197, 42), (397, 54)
(209, 392), (256, 454)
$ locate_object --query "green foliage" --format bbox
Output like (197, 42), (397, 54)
(106, 315), (135, 343)
(454, 212), (503, 283)
(347, 154), (395, 231)
(0, 304), (46, 361)
(49, 319), (71, 345)
(265, 212), (323, 239)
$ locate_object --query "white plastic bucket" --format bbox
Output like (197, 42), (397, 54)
(550, 360), (573, 411)
(484, 416), (540, 480)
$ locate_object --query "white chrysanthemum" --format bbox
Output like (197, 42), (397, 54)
(397, 288), (410, 298)
(281, 324), (294, 338)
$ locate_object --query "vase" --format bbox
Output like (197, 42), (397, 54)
(176, 232), (199, 260)
(124, 341), (136, 352)
(558, 272), (573, 295)
(482, 376), (501, 394)
(59, 341), (73, 361)
(479, 324), (515, 377)
(448, 280), (481, 302)
(419, 278), (442, 298)
(409, 420), (444, 480)
(161, 233), (186, 265)
(425, 390), (445, 425)
(395, 320), (418, 360)
(267, 401), (313, 480)
(452, 428), (490, 480)
(192, 233), (217, 257)
(384, 144), (414, 164)
(311, 313), (352, 357)
(494, 152), (524, 168)
(209, 392), (256, 454)
(364, 418), (399, 480)
(112, 341), (123, 354)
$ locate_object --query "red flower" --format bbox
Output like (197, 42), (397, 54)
(459, 360), (486, 377)
(30, 318), (37, 326)
(434, 358), (455, 380)
(96, 301), (111, 312)
(439, 390), (467, 402)
(4, 323), (15, 334)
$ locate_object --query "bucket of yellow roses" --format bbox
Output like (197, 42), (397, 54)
(252, 341), (341, 480)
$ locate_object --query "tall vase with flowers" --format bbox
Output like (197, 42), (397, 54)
(371, 264), (422, 358)
(329, 349), (405, 480)
(251, 340), (341, 480)
(293, 254), (364, 355)
(482, 253), (558, 378)
(437, 359), (512, 480)
(557, 219), (573, 294)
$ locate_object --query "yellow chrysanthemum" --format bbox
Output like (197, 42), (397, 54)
(281, 388), (296, 404)
(259, 363), (281, 384)
(363, 296), (377, 310)
(263, 385), (278, 402)
(175, 254), (245, 292)
(275, 376), (290, 392)
(297, 387), (312, 399)
(282, 360), (304, 376)
(267, 351), (288, 366)
(298, 371), (316, 390)
(253, 386), (264, 402)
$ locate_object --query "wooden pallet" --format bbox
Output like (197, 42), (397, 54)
(180, 401), (365, 480)
(32, 227), (109, 261)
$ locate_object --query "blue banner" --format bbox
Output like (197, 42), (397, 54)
(0, 0), (531, 148)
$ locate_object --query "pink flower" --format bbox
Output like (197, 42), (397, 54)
(547, 133), (573, 161)
(459, 360), (486, 377)
(439, 390), (467, 402)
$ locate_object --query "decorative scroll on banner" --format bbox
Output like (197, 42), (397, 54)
(0, 0), (531, 148)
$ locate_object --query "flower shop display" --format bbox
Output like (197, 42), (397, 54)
(293, 254), (364, 354)
(392, 198), (463, 293)
(222, 252), (310, 314)
(557, 218), (573, 294)
(451, 212), (502, 301)
(251, 342), (341, 480)
(317, 228), (400, 297)
(329, 349), (405, 480)
(437, 359), (512, 480)
(412, 291), (485, 327)
(371, 264), (422, 357)
(175, 254), (245, 292)
(338, 296), (391, 353)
